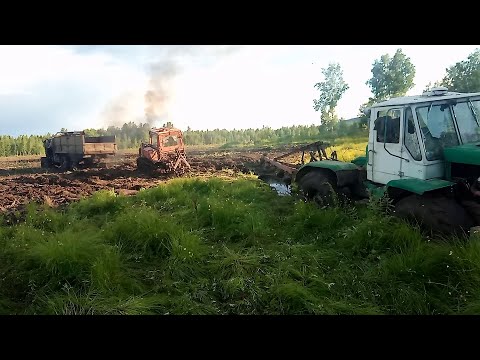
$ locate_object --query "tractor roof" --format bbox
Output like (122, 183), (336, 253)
(371, 87), (480, 109)
(54, 131), (85, 137)
(150, 127), (183, 134)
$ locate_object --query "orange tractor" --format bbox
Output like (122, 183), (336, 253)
(137, 127), (191, 174)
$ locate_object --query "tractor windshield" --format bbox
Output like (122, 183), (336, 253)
(415, 99), (480, 161)
(163, 135), (179, 147)
(416, 104), (459, 161)
(451, 99), (480, 144)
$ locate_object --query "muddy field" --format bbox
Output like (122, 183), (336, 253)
(0, 147), (294, 216)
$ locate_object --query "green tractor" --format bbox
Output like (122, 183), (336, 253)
(293, 87), (480, 235)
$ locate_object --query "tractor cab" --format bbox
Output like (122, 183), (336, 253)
(366, 87), (480, 185)
(292, 88), (480, 235)
(147, 127), (185, 153)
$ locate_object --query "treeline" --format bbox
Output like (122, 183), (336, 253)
(183, 120), (366, 147)
(0, 135), (47, 157)
(84, 120), (367, 148)
(0, 120), (366, 157)
(84, 122), (152, 150)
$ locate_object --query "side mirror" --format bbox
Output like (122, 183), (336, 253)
(363, 108), (371, 117)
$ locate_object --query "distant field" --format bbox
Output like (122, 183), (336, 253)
(329, 136), (368, 162)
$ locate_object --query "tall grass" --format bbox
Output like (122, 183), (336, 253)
(0, 175), (479, 315)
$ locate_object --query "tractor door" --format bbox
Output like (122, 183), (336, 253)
(399, 106), (426, 179)
(369, 108), (404, 184)
(146, 131), (158, 147)
(142, 131), (161, 162)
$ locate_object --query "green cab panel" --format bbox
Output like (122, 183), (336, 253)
(364, 181), (387, 199)
(351, 156), (367, 167)
(297, 159), (358, 172)
(351, 144), (369, 167)
(387, 178), (455, 195)
(295, 160), (362, 188)
(444, 142), (480, 165)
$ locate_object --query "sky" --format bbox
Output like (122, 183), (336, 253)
(0, 45), (479, 136)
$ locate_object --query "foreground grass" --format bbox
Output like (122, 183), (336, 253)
(1, 175), (479, 315)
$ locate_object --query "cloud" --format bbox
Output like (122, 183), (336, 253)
(65, 45), (151, 64)
(141, 45), (242, 126)
(1, 45), (480, 136)
(87, 45), (243, 129)
(0, 45), (148, 135)
(66, 45), (242, 65)
(0, 77), (117, 136)
(100, 92), (143, 128)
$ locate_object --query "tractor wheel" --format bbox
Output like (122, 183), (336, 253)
(60, 156), (71, 172)
(393, 194), (474, 236)
(40, 157), (50, 169)
(297, 171), (339, 207)
(83, 157), (95, 168)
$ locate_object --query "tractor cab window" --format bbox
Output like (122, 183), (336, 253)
(452, 100), (480, 143)
(416, 104), (459, 161)
(163, 135), (178, 147)
(404, 107), (422, 161)
(150, 134), (160, 148)
(374, 109), (400, 144)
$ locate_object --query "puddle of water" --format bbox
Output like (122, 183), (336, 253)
(257, 174), (292, 196)
(268, 182), (291, 196)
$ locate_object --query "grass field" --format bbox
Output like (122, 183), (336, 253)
(329, 136), (368, 162)
(1, 175), (480, 315)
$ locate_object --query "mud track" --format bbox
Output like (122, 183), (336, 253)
(0, 150), (276, 215)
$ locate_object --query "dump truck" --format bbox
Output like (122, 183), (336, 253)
(136, 127), (190, 173)
(262, 87), (480, 235)
(41, 131), (117, 171)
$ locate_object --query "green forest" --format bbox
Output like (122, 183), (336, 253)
(0, 135), (47, 157)
(0, 121), (366, 157)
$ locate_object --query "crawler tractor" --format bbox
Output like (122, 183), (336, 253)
(262, 87), (480, 235)
(137, 127), (191, 174)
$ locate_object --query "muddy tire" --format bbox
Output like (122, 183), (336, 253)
(83, 157), (95, 168)
(393, 194), (474, 236)
(40, 157), (50, 169)
(297, 171), (338, 207)
(59, 156), (71, 172)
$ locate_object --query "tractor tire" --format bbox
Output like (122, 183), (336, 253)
(83, 157), (95, 168)
(60, 156), (71, 172)
(40, 157), (50, 169)
(297, 170), (339, 207)
(393, 194), (474, 236)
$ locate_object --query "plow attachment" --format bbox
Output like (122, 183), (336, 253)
(260, 141), (334, 176)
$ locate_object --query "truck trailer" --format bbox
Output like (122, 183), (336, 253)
(41, 131), (117, 171)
